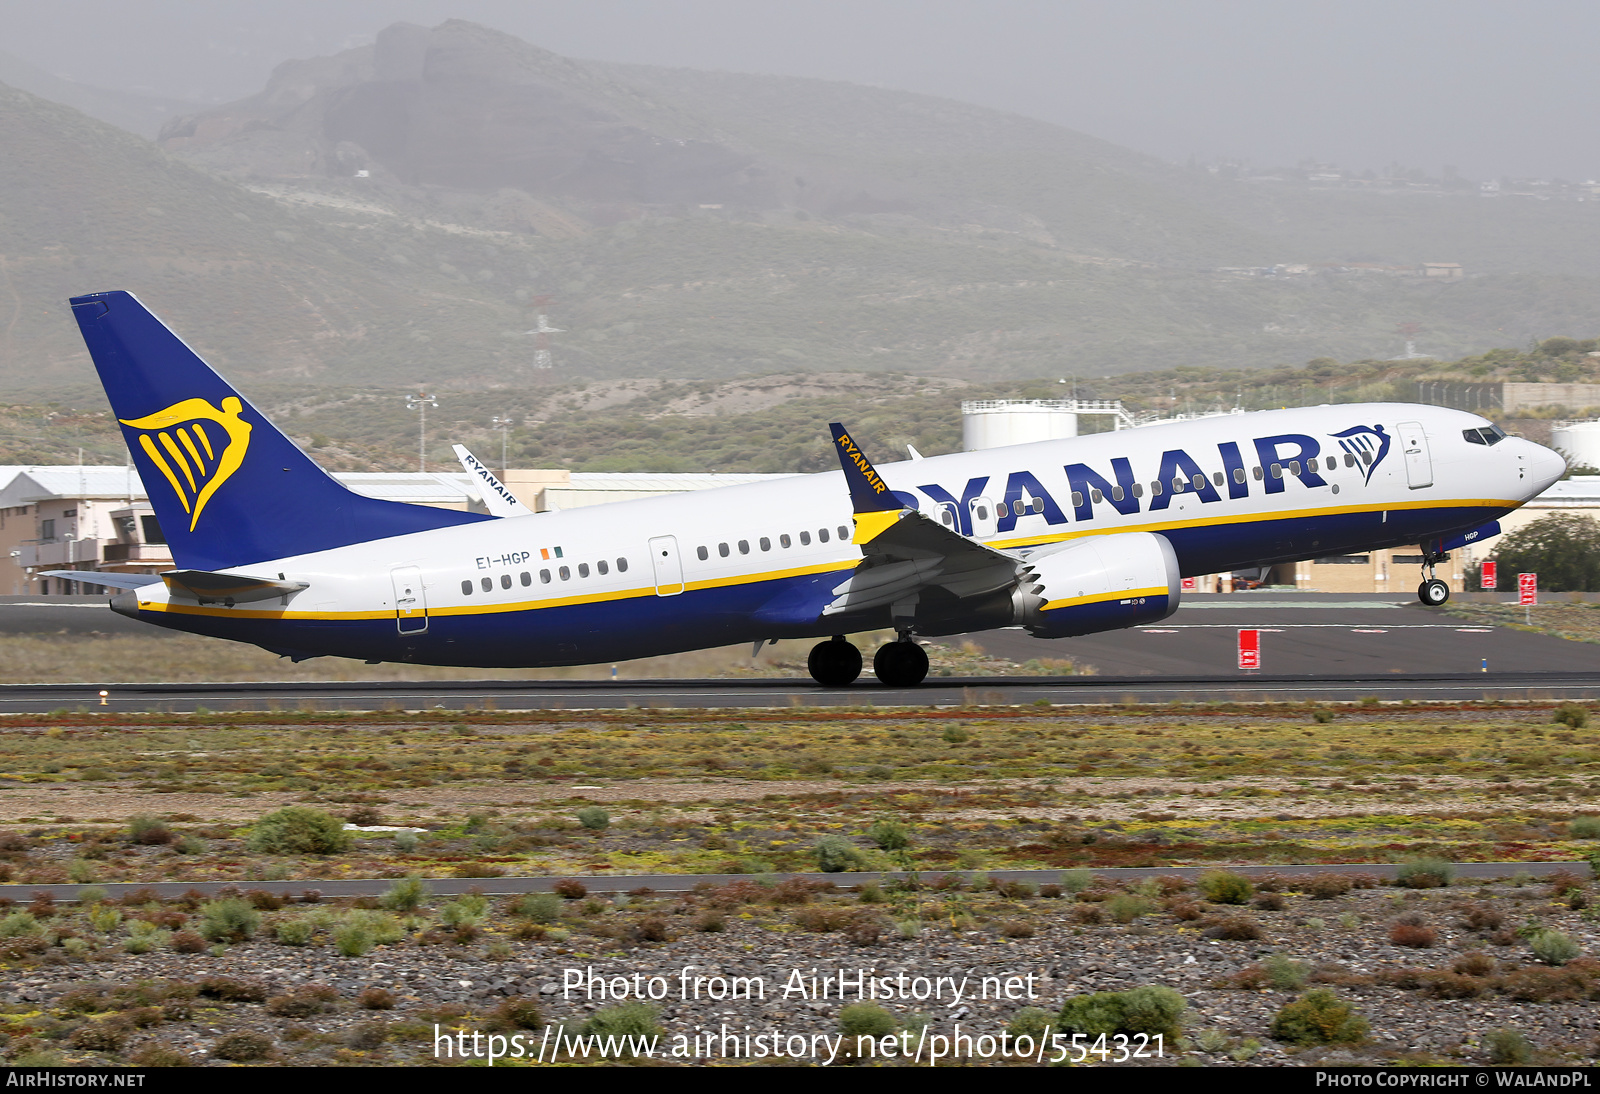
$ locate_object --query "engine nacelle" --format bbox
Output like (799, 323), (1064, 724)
(1011, 532), (1181, 638)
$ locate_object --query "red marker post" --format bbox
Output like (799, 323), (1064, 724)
(1519, 571), (1537, 625)
(1238, 628), (1260, 673)
(1480, 560), (1497, 591)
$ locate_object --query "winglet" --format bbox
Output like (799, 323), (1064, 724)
(829, 422), (908, 544)
(829, 423), (898, 513)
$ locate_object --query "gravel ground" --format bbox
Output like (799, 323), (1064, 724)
(4, 874), (1598, 1067)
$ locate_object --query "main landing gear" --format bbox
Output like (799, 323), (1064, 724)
(1417, 551), (1450, 606)
(806, 635), (930, 687)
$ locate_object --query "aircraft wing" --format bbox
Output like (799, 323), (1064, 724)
(824, 423), (1018, 617)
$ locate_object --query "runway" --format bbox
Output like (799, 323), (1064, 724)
(0, 591), (1593, 712)
(6, 669), (1600, 713)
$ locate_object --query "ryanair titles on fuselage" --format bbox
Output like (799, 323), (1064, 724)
(902, 424), (1390, 537)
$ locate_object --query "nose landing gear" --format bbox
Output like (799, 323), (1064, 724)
(1417, 549), (1450, 606)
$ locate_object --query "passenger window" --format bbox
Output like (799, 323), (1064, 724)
(738, 540), (750, 555)
(461, 580), (472, 595)
(1191, 475), (1204, 490)
(1233, 468), (1246, 484)
(1289, 461), (1302, 476)
(1213, 471), (1225, 486)
(481, 577), (492, 592)
(819, 527), (830, 543)
(617, 557), (628, 572)
(1090, 490), (1102, 504)
(500, 574), (511, 589)
(1326, 456), (1338, 471)
(838, 525), (848, 540)
(974, 506), (988, 521)
(520, 571), (531, 586)
(1150, 480), (1163, 496)
(578, 563), (589, 578)
(996, 502), (1008, 517)
(800, 531), (811, 545)
(1111, 486), (1124, 502)
(1171, 477), (1184, 492)
(1253, 466), (1264, 480)
(759, 537), (771, 551)
(1132, 483), (1144, 498)
(697, 546), (708, 560)
(718, 542), (729, 557)
(1345, 453), (1356, 467)
(559, 566), (570, 580)
(1361, 451), (1372, 465)
(1071, 491), (1084, 507)
(540, 569), (551, 583)
(597, 560), (608, 575)
(780, 533), (791, 548)
(1271, 463), (1283, 479)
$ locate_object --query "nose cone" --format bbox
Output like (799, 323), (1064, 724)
(1520, 440), (1567, 498)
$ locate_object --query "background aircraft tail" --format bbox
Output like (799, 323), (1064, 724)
(69, 291), (489, 571)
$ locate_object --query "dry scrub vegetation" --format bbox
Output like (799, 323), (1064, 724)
(1, 700), (1599, 1066)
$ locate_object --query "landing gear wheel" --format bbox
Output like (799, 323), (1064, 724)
(807, 637), (862, 687)
(873, 640), (930, 687)
(1418, 578), (1450, 606)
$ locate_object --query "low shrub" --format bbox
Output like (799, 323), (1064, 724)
(514, 893), (562, 923)
(1569, 815), (1600, 840)
(1198, 870), (1255, 905)
(1483, 1029), (1534, 1065)
(579, 1003), (662, 1057)
(1389, 921), (1438, 949)
(1270, 989), (1368, 1046)
(358, 987), (396, 1010)
(198, 899), (260, 943)
(1058, 985), (1186, 1040)
(576, 806), (610, 831)
(1394, 857), (1454, 889)
(815, 835), (868, 873)
(127, 814), (175, 846)
(553, 878), (587, 899)
(1202, 916), (1264, 941)
(1306, 874), (1354, 900)
(1553, 703), (1589, 729)
(838, 1002), (897, 1038)
(1530, 928), (1582, 966)
(866, 819), (911, 851)
(210, 1031), (273, 1062)
(246, 807), (350, 855)
(380, 877), (429, 913)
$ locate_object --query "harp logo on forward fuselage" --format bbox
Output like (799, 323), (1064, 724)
(119, 397), (253, 531)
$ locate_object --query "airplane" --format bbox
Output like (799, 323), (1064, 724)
(45, 291), (1566, 687)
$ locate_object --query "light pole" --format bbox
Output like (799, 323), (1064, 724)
(406, 393), (438, 472)
(491, 416), (514, 476)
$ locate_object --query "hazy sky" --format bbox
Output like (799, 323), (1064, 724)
(3, 0), (1596, 182)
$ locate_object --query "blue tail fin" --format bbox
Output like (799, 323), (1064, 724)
(70, 291), (489, 571)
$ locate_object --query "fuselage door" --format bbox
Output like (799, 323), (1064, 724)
(390, 565), (428, 634)
(1397, 420), (1433, 489)
(648, 535), (684, 596)
(968, 496), (997, 539)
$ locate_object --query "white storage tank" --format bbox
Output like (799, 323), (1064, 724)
(1551, 420), (1600, 471)
(962, 400), (1079, 451)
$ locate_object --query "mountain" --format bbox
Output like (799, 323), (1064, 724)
(3, 20), (1600, 399)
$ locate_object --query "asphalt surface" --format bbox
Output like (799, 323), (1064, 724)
(958, 592), (1594, 676)
(0, 591), (1595, 711)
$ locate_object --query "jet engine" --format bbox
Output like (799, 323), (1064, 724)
(1011, 531), (1181, 638)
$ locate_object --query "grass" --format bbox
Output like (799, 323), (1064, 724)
(0, 700), (1595, 881)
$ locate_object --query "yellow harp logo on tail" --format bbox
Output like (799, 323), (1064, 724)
(119, 397), (252, 531)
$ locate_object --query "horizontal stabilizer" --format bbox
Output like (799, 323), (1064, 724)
(161, 569), (309, 605)
(37, 570), (161, 591)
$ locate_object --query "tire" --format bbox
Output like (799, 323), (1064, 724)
(1418, 578), (1450, 606)
(807, 639), (862, 686)
(872, 641), (929, 687)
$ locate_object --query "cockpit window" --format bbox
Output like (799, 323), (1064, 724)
(1463, 425), (1507, 446)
